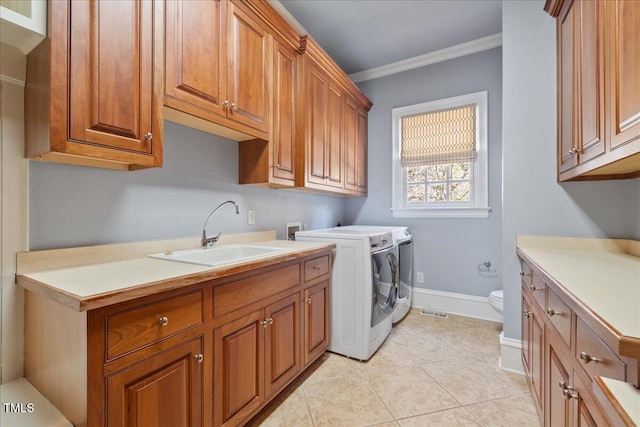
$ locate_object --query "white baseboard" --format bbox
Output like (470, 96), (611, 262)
(411, 288), (503, 323)
(499, 332), (525, 375)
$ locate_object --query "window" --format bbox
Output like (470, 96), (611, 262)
(392, 91), (490, 218)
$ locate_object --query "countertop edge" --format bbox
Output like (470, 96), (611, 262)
(17, 242), (335, 312)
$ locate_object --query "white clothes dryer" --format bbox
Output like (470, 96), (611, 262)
(295, 228), (398, 360)
(336, 226), (413, 323)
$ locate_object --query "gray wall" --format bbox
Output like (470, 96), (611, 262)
(345, 47), (503, 299)
(501, 0), (640, 340)
(29, 121), (345, 250)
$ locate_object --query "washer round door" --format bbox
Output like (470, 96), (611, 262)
(371, 247), (398, 326)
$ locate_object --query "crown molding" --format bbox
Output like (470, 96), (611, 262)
(349, 32), (503, 83)
(268, 0), (307, 36)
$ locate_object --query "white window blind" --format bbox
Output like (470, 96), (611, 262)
(400, 104), (477, 167)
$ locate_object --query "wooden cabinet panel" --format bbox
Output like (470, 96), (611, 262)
(213, 264), (299, 318)
(226, 1), (271, 134)
(344, 96), (368, 194)
(271, 40), (297, 183)
(106, 290), (203, 360)
(106, 337), (203, 427)
(325, 83), (343, 188)
(531, 305), (544, 413)
(547, 337), (571, 427)
(303, 255), (329, 282)
(551, 0), (640, 180)
(547, 287), (572, 348)
(558, 2), (577, 173)
(264, 293), (301, 398)
(575, 0), (605, 164)
(575, 316), (626, 382)
(25, 0), (163, 169)
(69, 0), (153, 152)
(531, 272), (546, 309)
(164, 0), (226, 119)
(606, 0), (640, 150)
(213, 309), (265, 427)
(306, 63), (330, 186)
(303, 280), (330, 366)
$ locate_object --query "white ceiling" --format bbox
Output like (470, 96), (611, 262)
(276, 0), (503, 78)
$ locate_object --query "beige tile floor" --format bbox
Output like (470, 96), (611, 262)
(249, 309), (542, 427)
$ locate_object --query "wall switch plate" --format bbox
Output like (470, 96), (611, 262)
(286, 222), (302, 240)
(247, 209), (255, 225)
(416, 272), (424, 283)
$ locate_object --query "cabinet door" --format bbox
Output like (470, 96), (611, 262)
(303, 280), (330, 366)
(325, 82), (344, 188)
(606, 0), (640, 150)
(531, 306), (544, 414)
(68, 0), (155, 154)
(106, 337), (203, 427)
(272, 40), (297, 183)
(164, 0), (227, 120)
(558, 2), (578, 173)
(306, 62), (330, 186)
(355, 106), (368, 193)
(264, 293), (301, 398)
(213, 309), (264, 427)
(575, 0), (605, 164)
(547, 337), (571, 427)
(522, 294), (532, 377)
(227, 1), (271, 133)
(343, 96), (365, 193)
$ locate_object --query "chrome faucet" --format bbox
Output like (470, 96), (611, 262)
(201, 200), (240, 248)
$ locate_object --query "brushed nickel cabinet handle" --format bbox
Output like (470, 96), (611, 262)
(523, 310), (533, 318)
(313, 265), (323, 270)
(144, 132), (153, 141)
(230, 103), (237, 111)
(530, 285), (541, 292)
(579, 351), (601, 364)
(194, 354), (203, 363)
(547, 308), (558, 316)
(159, 316), (169, 326)
(306, 298), (312, 304)
(222, 100), (230, 109)
(268, 317), (273, 325)
(260, 320), (268, 328)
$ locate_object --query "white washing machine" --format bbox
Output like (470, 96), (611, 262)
(337, 226), (413, 323)
(295, 228), (398, 360)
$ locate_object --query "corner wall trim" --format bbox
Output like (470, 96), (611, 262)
(411, 287), (503, 323)
(348, 33), (503, 83)
(499, 332), (525, 375)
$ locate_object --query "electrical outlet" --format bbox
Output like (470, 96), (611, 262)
(416, 272), (424, 283)
(286, 222), (302, 240)
(247, 209), (255, 225)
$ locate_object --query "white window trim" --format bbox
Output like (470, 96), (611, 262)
(391, 91), (490, 219)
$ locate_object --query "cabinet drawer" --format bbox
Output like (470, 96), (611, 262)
(213, 264), (300, 317)
(530, 272), (546, 309)
(304, 255), (329, 282)
(546, 288), (572, 348)
(520, 261), (533, 288)
(106, 290), (204, 360)
(576, 317), (626, 381)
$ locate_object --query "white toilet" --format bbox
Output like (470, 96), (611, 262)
(488, 289), (504, 314)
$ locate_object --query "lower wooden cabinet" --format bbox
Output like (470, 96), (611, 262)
(24, 249), (332, 427)
(518, 251), (635, 427)
(303, 280), (330, 367)
(213, 292), (301, 427)
(106, 337), (204, 427)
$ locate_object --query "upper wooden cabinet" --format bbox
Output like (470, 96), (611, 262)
(25, 0), (164, 170)
(239, 36), (299, 188)
(296, 37), (373, 196)
(164, 0), (271, 140)
(547, 0), (640, 181)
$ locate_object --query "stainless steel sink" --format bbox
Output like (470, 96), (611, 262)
(148, 244), (287, 267)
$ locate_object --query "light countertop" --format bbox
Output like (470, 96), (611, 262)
(594, 377), (640, 426)
(16, 232), (334, 311)
(517, 236), (640, 340)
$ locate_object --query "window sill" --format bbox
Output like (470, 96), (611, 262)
(391, 206), (491, 219)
